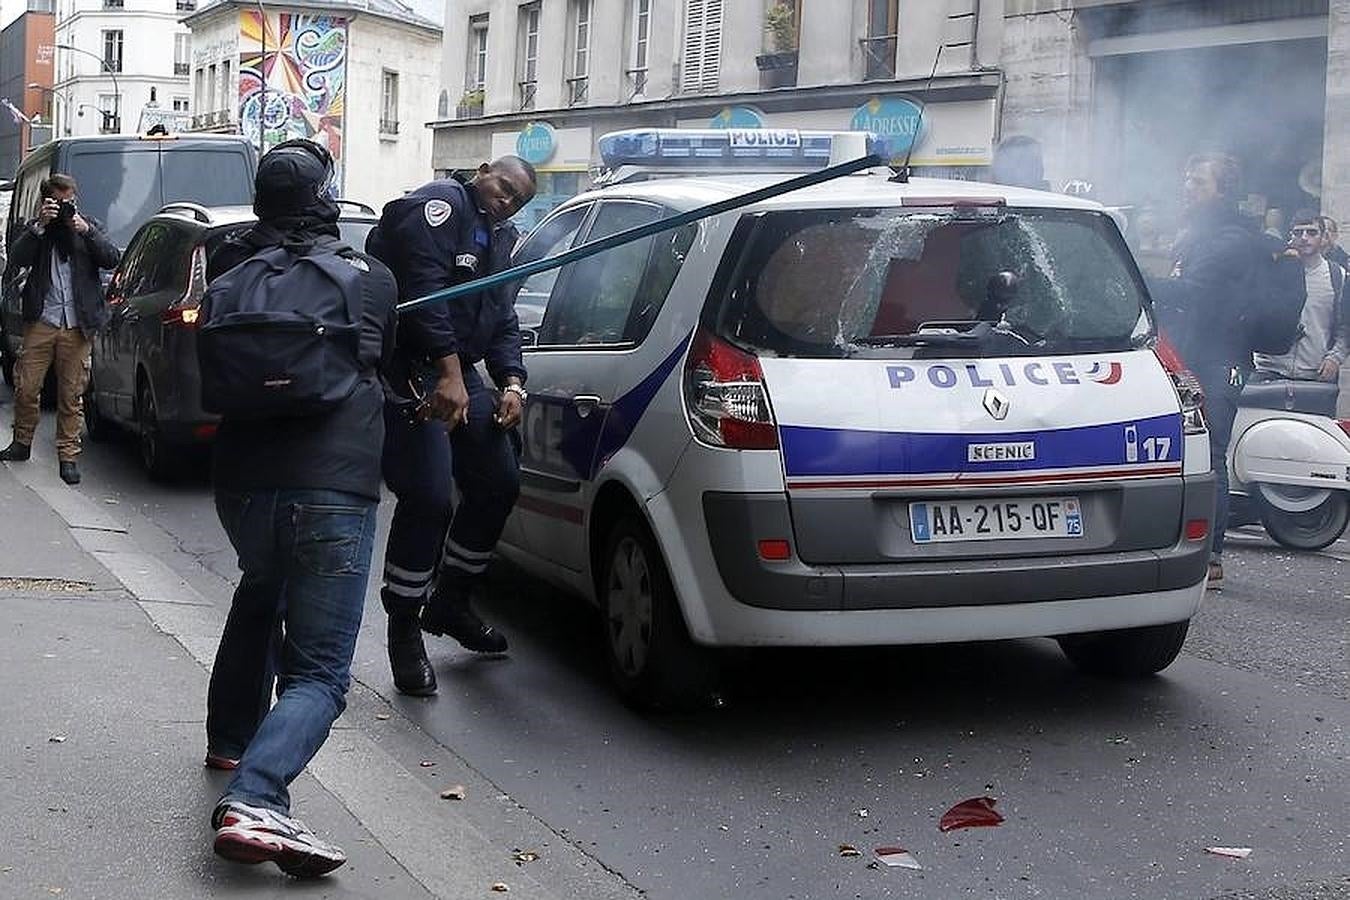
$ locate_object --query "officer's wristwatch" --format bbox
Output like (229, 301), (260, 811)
(503, 383), (528, 403)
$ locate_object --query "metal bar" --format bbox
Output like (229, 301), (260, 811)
(394, 153), (882, 314)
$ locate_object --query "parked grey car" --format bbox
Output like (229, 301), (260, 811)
(85, 200), (379, 477)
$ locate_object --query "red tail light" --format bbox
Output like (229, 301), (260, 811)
(162, 244), (207, 327)
(1338, 420), (1350, 439)
(683, 327), (778, 450)
(1154, 334), (1207, 435)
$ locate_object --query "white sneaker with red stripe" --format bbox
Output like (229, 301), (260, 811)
(212, 800), (346, 877)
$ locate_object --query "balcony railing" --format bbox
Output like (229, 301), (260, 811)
(176, 0), (195, 10)
(860, 34), (898, 81)
(102, 0), (123, 8)
(565, 75), (588, 107)
(518, 80), (536, 111)
(626, 67), (647, 100)
(174, 62), (189, 76)
(379, 119), (399, 134)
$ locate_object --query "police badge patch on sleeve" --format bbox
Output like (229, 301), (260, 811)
(424, 199), (453, 227)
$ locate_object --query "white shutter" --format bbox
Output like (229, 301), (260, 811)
(700, 0), (722, 93)
(681, 0), (721, 94)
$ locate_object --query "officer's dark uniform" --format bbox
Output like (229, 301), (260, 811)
(366, 174), (525, 694)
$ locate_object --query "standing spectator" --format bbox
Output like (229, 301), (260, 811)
(204, 140), (398, 877)
(365, 157), (536, 697)
(1253, 211), (1346, 383)
(1150, 153), (1257, 589)
(0, 174), (119, 484)
(1319, 215), (1349, 270)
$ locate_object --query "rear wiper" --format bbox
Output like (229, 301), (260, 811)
(853, 320), (1032, 349)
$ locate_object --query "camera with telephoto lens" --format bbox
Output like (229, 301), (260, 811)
(57, 200), (77, 223)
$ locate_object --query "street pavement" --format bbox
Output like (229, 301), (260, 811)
(1, 398), (1347, 899)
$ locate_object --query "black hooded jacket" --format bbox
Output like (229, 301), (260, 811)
(206, 149), (398, 501)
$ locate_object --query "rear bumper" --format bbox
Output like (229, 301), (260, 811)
(702, 473), (1214, 612)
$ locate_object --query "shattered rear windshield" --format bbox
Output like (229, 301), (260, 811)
(714, 207), (1150, 357)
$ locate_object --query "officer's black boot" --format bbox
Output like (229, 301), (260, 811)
(422, 577), (508, 654)
(387, 609), (437, 696)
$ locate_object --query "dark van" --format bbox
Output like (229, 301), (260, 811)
(1, 132), (257, 384)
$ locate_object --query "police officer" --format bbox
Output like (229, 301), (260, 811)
(367, 156), (537, 696)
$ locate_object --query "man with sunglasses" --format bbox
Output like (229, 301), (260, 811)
(366, 156), (537, 696)
(1253, 211), (1347, 383)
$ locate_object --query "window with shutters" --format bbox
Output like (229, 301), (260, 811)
(566, 0), (591, 105)
(681, 0), (723, 94)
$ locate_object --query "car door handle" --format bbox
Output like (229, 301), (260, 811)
(572, 395), (602, 418)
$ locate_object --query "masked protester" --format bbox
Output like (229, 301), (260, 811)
(1, 174), (120, 484)
(366, 157), (537, 696)
(203, 140), (398, 877)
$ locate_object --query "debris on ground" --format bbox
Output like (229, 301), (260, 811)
(490, 882), (510, 892)
(512, 851), (539, 863)
(47, 735), (66, 744)
(874, 847), (922, 870)
(419, 760), (434, 767)
(939, 796), (1005, 832)
(838, 844), (862, 857)
(1204, 846), (1253, 859)
(374, 713), (390, 721)
(440, 785), (467, 800)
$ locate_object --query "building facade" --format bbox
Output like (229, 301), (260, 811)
(431, 0), (1008, 229)
(184, 0), (442, 207)
(53, 0), (193, 136)
(0, 9), (54, 177)
(998, 0), (1350, 254)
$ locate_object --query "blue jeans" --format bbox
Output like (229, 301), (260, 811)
(380, 369), (520, 613)
(207, 488), (377, 815)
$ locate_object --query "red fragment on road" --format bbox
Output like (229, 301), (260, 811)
(939, 796), (1005, 832)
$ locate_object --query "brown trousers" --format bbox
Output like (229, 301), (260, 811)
(12, 321), (91, 462)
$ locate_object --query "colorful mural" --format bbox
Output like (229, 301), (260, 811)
(239, 11), (348, 188)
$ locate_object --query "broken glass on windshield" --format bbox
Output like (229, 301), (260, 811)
(715, 207), (1150, 358)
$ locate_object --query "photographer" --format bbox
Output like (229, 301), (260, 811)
(0, 174), (120, 484)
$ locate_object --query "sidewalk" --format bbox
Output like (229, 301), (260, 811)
(0, 458), (434, 899)
(0, 432), (640, 900)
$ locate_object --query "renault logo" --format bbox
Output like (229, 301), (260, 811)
(983, 388), (1010, 420)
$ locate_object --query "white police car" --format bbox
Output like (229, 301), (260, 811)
(500, 129), (1215, 708)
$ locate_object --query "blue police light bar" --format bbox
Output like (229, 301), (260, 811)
(597, 128), (891, 170)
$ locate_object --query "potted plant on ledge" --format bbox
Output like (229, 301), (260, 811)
(756, 1), (798, 89)
(456, 88), (485, 119)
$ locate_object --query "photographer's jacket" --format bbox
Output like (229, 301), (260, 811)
(7, 216), (120, 335)
(365, 175), (526, 385)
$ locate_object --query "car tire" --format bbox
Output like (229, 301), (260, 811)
(1057, 621), (1190, 678)
(83, 378), (114, 443)
(1257, 489), (1350, 551)
(136, 379), (179, 480)
(600, 513), (718, 711)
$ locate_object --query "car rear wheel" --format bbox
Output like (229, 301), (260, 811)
(1057, 620), (1190, 678)
(1257, 486), (1350, 551)
(137, 380), (179, 480)
(601, 514), (717, 711)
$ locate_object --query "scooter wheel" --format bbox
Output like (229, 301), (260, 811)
(1258, 489), (1350, 551)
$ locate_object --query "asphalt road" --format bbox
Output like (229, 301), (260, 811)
(36, 424), (1350, 899)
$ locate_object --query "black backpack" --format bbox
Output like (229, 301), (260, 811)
(198, 240), (367, 419)
(1242, 230), (1309, 355)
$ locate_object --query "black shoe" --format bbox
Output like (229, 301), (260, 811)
(0, 441), (30, 462)
(387, 611), (436, 696)
(421, 598), (508, 654)
(59, 461), (80, 485)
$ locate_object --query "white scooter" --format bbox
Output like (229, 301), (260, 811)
(1228, 377), (1350, 550)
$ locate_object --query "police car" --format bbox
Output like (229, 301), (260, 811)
(499, 128), (1215, 708)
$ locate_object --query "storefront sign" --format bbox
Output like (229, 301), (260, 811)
(711, 106), (766, 129)
(850, 96), (925, 154)
(516, 122), (557, 166)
